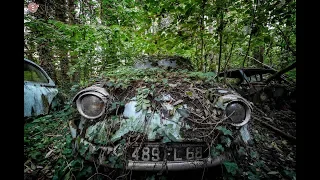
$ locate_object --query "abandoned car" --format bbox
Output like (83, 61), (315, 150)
(218, 68), (296, 111)
(69, 56), (253, 171)
(24, 58), (58, 117)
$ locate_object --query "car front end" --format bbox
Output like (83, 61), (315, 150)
(69, 68), (253, 171)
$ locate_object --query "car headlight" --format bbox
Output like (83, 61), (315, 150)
(73, 86), (110, 119)
(225, 101), (251, 126)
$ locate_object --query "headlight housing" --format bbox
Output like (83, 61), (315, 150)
(215, 93), (252, 127)
(73, 86), (110, 119)
(226, 102), (248, 125)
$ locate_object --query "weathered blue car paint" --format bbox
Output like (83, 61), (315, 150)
(24, 59), (58, 117)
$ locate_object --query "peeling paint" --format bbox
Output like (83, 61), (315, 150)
(81, 97), (191, 144)
(24, 83), (58, 117)
(240, 124), (251, 143)
(110, 99), (190, 142)
(78, 116), (86, 135)
(77, 91), (253, 145)
(69, 120), (77, 139)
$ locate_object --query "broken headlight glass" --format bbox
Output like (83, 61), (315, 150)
(76, 92), (106, 119)
(225, 102), (247, 125)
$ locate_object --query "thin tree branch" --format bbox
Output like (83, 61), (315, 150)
(253, 116), (296, 143)
(276, 26), (296, 56)
(265, 61), (296, 83)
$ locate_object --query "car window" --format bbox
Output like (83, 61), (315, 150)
(24, 61), (49, 83)
(262, 73), (273, 81)
(224, 77), (242, 85)
(248, 75), (258, 82)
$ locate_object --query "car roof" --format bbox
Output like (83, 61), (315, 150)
(24, 58), (56, 86)
(218, 68), (276, 78)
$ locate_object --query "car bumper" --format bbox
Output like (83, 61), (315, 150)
(77, 139), (226, 171)
(127, 156), (225, 171)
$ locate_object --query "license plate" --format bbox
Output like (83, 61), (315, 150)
(128, 143), (209, 162)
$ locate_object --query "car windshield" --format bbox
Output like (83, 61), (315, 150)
(224, 77), (242, 85)
(24, 61), (49, 83)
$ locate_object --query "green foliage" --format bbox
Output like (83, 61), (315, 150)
(223, 161), (239, 176)
(136, 87), (152, 111)
(24, 0), (296, 178)
(24, 0), (296, 87)
(210, 144), (224, 157)
(216, 126), (233, 136)
(220, 135), (232, 147)
(24, 105), (96, 179)
(188, 71), (216, 83)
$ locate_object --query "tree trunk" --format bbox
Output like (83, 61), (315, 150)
(33, 0), (56, 82)
(218, 32), (223, 75)
(217, 9), (224, 75)
(38, 42), (57, 83)
(67, 0), (76, 24)
(55, 0), (70, 86)
(223, 42), (235, 72)
(200, 0), (207, 71)
(242, 0), (257, 68)
(253, 46), (265, 68)
(242, 31), (253, 67)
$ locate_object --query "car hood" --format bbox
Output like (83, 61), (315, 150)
(82, 95), (192, 145)
(72, 89), (252, 147)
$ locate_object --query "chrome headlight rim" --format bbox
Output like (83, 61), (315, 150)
(225, 100), (252, 127)
(76, 92), (107, 119)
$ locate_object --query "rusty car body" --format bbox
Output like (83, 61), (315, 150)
(24, 59), (58, 117)
(218, 68), (295, 110)
(69, 56), (253, 171)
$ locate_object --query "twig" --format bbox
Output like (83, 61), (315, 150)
(93, 160), (99, 175)
(87, 173), (112, 180)
(276, 26), (296, 56)
(208, 132), (221, 152)
(253, 116), (296, 143)
(201, 167), (206, 180)
(265, 61), (296, 84)
(198, 118), (225, 138)
(190, 111), (205, 120)
(115, 170), (131, 180)
(45, 134), (62, 137)
(64, 160), (76, 180)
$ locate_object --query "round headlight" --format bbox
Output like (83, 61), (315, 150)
(76, 92), (106, 119)
(225, 101), (250, 126)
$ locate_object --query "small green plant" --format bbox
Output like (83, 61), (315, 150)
(135, 87), (152, 111)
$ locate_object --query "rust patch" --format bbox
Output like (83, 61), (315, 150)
(69, 120), (78, 139)
(41, 94), (50, 113)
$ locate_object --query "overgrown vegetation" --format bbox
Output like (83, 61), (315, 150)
(25, 67), (295, 179)
(24, 0), (296, 89)
(24, 0), (296, 179)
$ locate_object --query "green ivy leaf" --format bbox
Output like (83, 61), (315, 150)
(221, 136), (231, 147)
(238, 146), (247, 156)
(108, 156), (118, 165)
(223, 161), (239, 176)
(216, 144), (224, 152)
(136, 104), (142, 112)
(250, 150), (258, 159)
(143, 99), (150, 104)
(142, 103), (150, 110)
(216, 126), (233, 136)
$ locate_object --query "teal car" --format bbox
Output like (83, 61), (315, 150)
(69, 56), (253, 171)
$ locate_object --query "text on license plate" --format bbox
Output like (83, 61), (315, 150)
(129, 143), (208, 161)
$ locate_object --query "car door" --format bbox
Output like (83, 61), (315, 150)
(24, 59), (58, 117)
